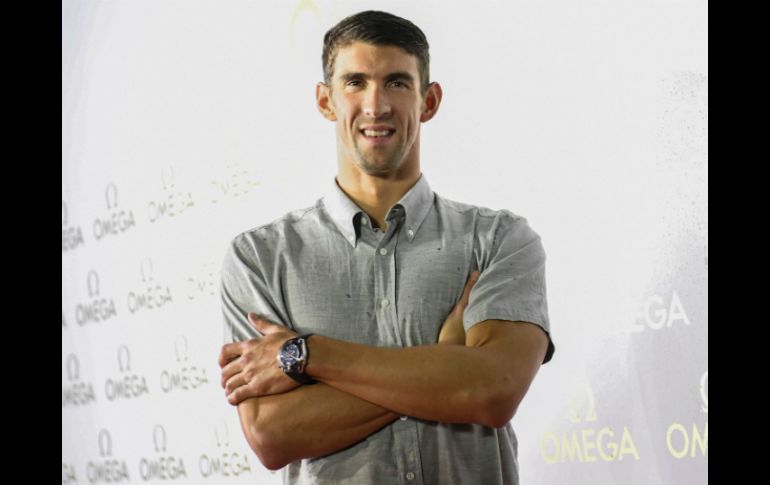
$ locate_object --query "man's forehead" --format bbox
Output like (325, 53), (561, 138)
(334, 42), (418, 79)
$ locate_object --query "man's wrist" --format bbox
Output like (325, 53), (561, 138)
(305, 334), (328, 379)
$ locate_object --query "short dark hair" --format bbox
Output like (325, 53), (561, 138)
(322, 10), (431, 98)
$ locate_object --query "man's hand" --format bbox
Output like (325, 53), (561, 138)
(219, 313), (301, 406)
(437, 270), (480, 345)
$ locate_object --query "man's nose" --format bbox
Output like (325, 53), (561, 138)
(363, 86), (391, 118)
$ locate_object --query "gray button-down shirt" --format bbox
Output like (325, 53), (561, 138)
(220, 172), (554, 485)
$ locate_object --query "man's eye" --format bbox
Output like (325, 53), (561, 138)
(346, 80), (407, 88)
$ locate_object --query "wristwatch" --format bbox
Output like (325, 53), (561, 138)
(277, 334), (317, 384)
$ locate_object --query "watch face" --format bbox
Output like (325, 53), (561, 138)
(280, 343), (301, 366)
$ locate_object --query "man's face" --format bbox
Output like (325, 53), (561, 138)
(318, 42), (436, 177)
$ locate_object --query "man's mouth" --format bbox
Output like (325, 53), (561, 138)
(360, 128), (396, 143)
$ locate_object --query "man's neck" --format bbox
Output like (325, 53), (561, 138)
(335, 170), (421, 231)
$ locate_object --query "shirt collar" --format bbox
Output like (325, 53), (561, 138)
(322, 172), (435, 248)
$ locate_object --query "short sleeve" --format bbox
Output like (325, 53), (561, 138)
(462, 214), (555, 364)
(220, 234), (291, 344)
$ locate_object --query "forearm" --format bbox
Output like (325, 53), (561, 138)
(240, 381), (400, 469)
(306, 336), (502, 427)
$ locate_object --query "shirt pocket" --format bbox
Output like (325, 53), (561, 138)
(417, 282), (466, 345)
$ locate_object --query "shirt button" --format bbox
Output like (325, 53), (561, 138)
(379, 248), (388, 255)
(380, 299), (389, 308)
(406, 471), (415, 480)
(361, 218), (368, 225)
(407, 228), (414, 236)
(400, 415), (408, 421)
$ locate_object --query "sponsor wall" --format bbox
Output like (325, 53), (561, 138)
(62, 1), (708, 483)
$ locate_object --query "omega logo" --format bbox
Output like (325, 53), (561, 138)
(67, 354), (79, 381)
(99, 429), (112, 458)
(118, 345), (131, 373)
(62, 200), (85, 252)
(88, 270), (99, 298)
(665, 371), (708, 459)
(141, 258), (154, 283)
(540, 378), (640, 463)
(161, 166), (175, 191)
(175, 336), (188, 363)
(566, 381), (597, 424)
(209, 161), (259, 203)
(153, 425), (167, 453)
(199, 420), (252, 478)
(93, 182), (136, 240)
(215, 419), (229, 448)
(62, 353), (96, 407)
(62, 462), (77, 484)
(127, 258), (173, 314)
(632, 290), (691, 332)
(75, 270), (118, 326)
(105, 345), (150, 401)
(185, 262), (218, 300)
(139, 424), (188, 480)
(86, 429), (130, 482)
(106, 183), (118, 210)
(148, 166), (195, 222)
(160, 336), (209, 393)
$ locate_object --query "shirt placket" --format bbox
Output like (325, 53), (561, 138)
(370, 210), (425, 484)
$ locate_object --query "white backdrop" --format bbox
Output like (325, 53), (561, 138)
(62, 1), (708, 483)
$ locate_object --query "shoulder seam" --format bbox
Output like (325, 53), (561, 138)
(235, 203), (321, 239)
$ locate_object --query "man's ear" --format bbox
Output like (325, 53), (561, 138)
(420, 81), (443, 123)
(316, 82), (337, 121)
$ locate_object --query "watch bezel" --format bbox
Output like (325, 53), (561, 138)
(278, 338), (307, 372)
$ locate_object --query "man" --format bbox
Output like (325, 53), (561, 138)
(218, 10), (555, 485)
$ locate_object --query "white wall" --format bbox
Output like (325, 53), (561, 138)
(62, 1), (708, 483)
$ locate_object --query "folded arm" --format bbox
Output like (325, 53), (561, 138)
(229, 271), (480, 470)
(237, 382), (400, 471)
(305, 319), (549, 428)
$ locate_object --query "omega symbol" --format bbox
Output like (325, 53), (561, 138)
(105, 183), (119, 210)
(174, 336), (189, 363)
(66, 354), (80, 382)
(87, 270), (100, 298)
(700, 371), (708, 414)
(161, 166), (176, 190)
(153, 425), (168, 453)
(62, 201), (68, 227)
(566, 380), (598, 423)
(289, 1), (320, 59)
(140, 258), (154, 283)
(98, 429), (113, 458)
(118, 345), (131, 373)
(214, 419), (230, 448)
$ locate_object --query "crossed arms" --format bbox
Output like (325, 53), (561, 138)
(219, 272), (550, 471)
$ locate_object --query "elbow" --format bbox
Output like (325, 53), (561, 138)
(236, 398), (289, 470)
(478, 389), (521, 429)
(248, 425), (288, 471)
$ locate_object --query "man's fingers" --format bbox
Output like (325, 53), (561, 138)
(220, 358), (242, 388)
(227, 385), (245, 406)
(224, 372), (248, 396)
(459, 271), (480, 307)
(218, 343), (242, 368)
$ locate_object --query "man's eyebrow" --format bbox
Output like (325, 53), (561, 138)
(339, 71), (415, 84)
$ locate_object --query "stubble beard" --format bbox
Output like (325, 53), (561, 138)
(354, 136), (404, 176)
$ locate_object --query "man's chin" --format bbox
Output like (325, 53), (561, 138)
(356, 157), (401, 176)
